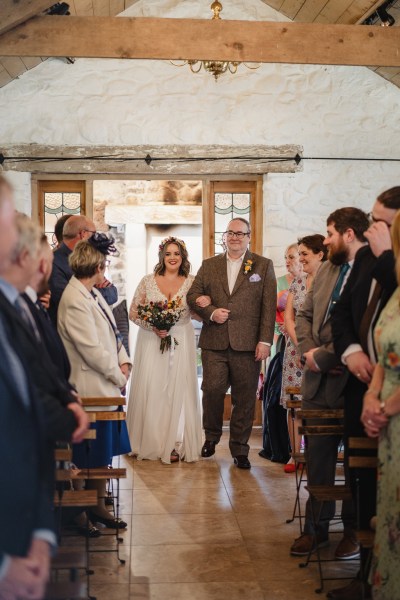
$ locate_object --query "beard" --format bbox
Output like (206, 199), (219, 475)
(329, 244), (349, 266)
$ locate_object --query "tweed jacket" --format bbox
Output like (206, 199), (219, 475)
(295, 261), (349, 406)
(187, 250), (276, 352)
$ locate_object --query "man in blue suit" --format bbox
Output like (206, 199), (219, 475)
(48, 214), (118, 324)
(0, 176), (52, 600)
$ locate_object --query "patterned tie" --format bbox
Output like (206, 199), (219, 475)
(328, 263), (350, 316)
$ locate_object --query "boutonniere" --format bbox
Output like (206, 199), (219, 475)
(243, 259), (253, 275)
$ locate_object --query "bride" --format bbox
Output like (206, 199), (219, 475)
(126, 236), (203, 464)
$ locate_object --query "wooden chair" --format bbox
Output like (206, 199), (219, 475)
(285, 387), (306, 533)
(52, 447), (97, 600)
(51, 397), (129, 599)
(80, 397), (128, 565)
(348, 436), (378, 593)
(297, 408), (356, 594)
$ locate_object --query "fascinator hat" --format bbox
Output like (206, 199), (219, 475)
(88, 232), (117, 256)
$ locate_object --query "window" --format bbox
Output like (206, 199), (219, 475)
(203, 180), (263, 258)
(38, 180), (86, 247)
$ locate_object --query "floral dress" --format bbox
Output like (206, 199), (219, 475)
(280, 275), (307, 408)
(371, 286), (400, 600)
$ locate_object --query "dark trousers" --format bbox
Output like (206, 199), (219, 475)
(343, 375), (377, 530)
(302, 380), (354, 538)
(201, 347), (260, 457)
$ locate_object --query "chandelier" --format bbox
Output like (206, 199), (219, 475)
(170, 1), (260, 81)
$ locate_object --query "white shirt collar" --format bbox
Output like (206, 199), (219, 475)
(226, 251), (247, 264)
(25, 286), (38, 303)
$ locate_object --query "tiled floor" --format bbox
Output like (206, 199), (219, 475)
(74, 430), (358, 600)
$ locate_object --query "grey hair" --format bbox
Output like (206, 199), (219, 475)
(11, 212), (41, 262)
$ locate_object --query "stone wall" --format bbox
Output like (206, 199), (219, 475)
(1, 0), (400, 274)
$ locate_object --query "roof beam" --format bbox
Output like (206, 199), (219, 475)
(0, 15), (399, 66)
(0, 143), (302, 175)
(0, 0), (54, 36)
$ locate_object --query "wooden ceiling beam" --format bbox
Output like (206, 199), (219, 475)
(0, 144), (302, 175)
(0, 15), (399, 66)
(0, 0), (55, 36)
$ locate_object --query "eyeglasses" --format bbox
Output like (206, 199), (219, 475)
(83, 229), (97, 234)
(225, 230), (250, 240)
(368, 213), (392, 228)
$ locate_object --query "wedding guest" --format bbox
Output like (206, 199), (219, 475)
(291, 207), (369, 559)
(275, 244), (302, 345)
(127, 236), (202, 464)
(187, 218), (277, 469)
(48, 215), (118, 323)
(361, 208), (400, 600)
(54, 214), (71, 248)
(0, 177), (55, 600)
(259, 244), (302, 464)
(0, 212), (88, 444)
(331, 187), (400, 600)
(24, 234), (73, 383)
(58, 234), (132, 531)
(281, 235), (327, 473)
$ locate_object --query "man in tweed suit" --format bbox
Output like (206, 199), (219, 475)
(187, 218), (276, 469)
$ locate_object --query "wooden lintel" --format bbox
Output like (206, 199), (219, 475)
(0, 0), (54, 36)
(0, 16), (400, 66)
(0, 144), (303, 175)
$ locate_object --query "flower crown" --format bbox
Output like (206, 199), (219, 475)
(159, 236), (186, 252)
(88, 232), (117, 256)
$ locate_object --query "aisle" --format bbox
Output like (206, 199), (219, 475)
(88, 430), (356, 600)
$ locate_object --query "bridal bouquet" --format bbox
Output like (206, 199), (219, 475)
(137, 297), (184, 353)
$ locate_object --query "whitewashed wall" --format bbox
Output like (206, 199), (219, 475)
(1, 0), (400, 273)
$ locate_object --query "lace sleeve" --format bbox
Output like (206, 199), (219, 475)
(129, 276), (153, 331)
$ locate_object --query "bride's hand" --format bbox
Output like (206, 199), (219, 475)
(196, 295), (212, 308)
(153, 327), (169, 339)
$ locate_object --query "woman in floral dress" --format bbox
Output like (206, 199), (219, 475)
(281, 234), (327, 472)
(362, 212), (400, 600)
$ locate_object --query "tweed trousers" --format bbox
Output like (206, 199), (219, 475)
(201, 347), (260, 457)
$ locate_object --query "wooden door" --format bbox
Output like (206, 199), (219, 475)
(203, 179), (264, 426)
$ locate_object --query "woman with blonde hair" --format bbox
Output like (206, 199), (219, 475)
(362, 210), (400, 599)
(58, 233), (132, 533)
(127, 236), (202, 464)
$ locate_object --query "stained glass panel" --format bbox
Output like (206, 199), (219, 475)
(44, 191), (82, 248)
(214, 192), (251, 255)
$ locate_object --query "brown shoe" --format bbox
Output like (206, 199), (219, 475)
(334, 534), (360, 560)
(327, 578), (371, 599)
(290, 533), (329, 556)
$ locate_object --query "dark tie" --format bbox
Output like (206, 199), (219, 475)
(0, 317), (30, 408)
(328, 263), (350, 316)
(36, 299), (51, 322)
(14, 296), (41, 342)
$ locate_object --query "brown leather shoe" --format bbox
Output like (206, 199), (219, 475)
(290, 533), (329, 556)
(327, 578), (371, 599)
(334, 534), (360, 560)
(201, 440), (216, 458)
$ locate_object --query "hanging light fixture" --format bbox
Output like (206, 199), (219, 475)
(170, 1), (260, 81)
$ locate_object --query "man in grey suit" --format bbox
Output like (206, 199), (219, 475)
(187, 218), (276, 469)
(290, 207), (369, 558)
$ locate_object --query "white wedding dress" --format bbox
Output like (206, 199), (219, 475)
(126, 274), (202, 464)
